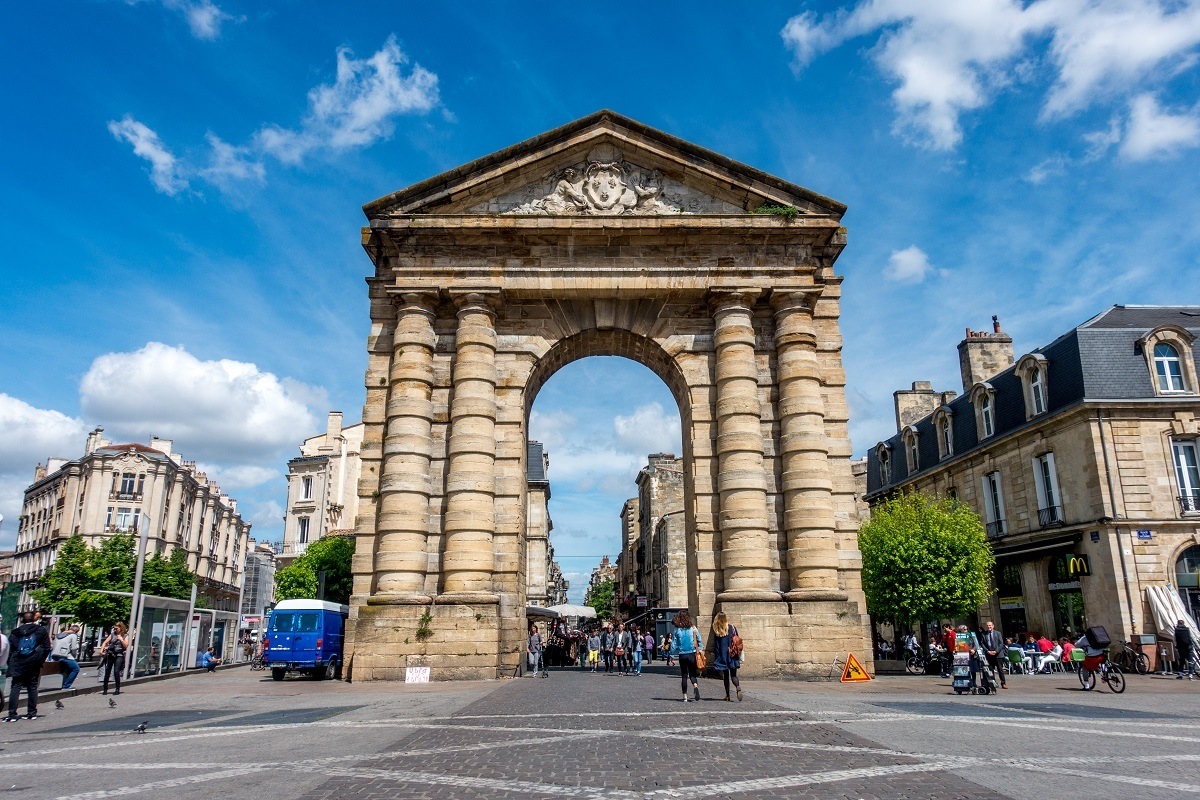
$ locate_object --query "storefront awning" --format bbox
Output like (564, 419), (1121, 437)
(992, 533), (1082, 561)
(1146, 584), (1200, 644)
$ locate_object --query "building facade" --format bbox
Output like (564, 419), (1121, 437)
(281, 412), (364, 566)
(240, 541), (278, 623)
(635, 453), (688, 609)
(866, 307), (1200, 645)
(524, 441), (567, 606)
(15, 428), (250, 610)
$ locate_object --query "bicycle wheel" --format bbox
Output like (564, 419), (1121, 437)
(906, 656), (923, 675)
(1133, 653), (1149, 675)
(1078, 668), (1095, 690)
(1106, 665), (1126, 693)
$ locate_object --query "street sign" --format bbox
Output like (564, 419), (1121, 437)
(636, 596), (648, 608)
(1090, 530), (1100, 543)
(1136, 529), (1152, 541)
(840, 653), (871, 682)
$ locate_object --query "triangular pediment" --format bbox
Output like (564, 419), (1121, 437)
(364, 110), (845, 219)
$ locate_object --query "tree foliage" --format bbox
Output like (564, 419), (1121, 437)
(584, 578), (616, 620)
(30, 533), (198, 627)
(274, 536), (355, 605)
(858, 492), (994, 625)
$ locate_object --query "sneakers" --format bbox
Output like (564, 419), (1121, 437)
(693, 686), (701, 702)
(3, 717), (18, 723)
(682, 695), (689, 703)
(24, 714), (37, 721)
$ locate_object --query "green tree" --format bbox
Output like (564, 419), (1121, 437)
(858, 492), (994, 627)
(141, 549), (197, 599)
(585, 578), (616, 620)
(274, 536), (355, 605)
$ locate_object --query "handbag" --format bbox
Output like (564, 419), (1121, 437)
(729, 625), (744, 659)
(614, 646), (625, 656)
(693, 628), (706, 670)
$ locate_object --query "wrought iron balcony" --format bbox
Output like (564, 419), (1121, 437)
(1180, 493), (1200, 514)
(1038, 505), (1063, 527)
(985, 520), (1006, 539)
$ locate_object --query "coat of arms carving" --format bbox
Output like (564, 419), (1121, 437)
(505, 160), (682, 216)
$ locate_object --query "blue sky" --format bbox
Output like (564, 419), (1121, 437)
(3, 2), (1199, 602)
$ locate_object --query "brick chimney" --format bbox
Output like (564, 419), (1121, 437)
(958, 316), (1014, 392)
(894, 381), (940, 432)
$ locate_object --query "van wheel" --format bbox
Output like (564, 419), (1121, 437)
(312, 665), (326, 680)
(271, 668), (285, 682)
(327, 658), (339, 680)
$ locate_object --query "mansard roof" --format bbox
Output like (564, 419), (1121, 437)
(363, 109), (846, 219)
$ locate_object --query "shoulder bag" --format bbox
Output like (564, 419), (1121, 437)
(693, 628), (706, 670)
(729, 625), (744, 659)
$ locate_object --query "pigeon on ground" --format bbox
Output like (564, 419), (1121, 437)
(54, 700), (64, 710)
(108, 699), (116, 708)
(133, 721), (147, 734)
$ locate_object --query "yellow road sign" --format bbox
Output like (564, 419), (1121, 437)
(840, 652), (872, 682)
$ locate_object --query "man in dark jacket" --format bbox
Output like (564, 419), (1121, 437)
(7, 611), (53, 721)
(1176, 620), (1195, 680)
(979, 620), (1008, 689)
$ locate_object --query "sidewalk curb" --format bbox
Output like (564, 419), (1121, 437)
(33, 662), (250, 700)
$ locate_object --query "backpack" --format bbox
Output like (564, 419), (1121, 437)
(16, 632), (38, 657)
(728, 626), (743, 659)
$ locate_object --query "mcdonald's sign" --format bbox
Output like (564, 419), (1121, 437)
(1064, 554), (1091, 577)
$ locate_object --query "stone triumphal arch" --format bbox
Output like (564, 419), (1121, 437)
(345, 111), (871, 680)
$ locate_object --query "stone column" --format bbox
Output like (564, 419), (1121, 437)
(772, 290), (846, 601)
(711, 290), (780, 601)
(374, 292), (437, 600)
(440, 292), (500, 601)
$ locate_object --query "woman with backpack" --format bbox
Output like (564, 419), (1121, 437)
(669, 610), (703, 702)
(99, 622), (130, 696)
(712, 611), (743, 701)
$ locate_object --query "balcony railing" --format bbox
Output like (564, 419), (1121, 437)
(1181, 493), (1200, 514)
(109, 491), (143, 501)
(985, 520), (1006, 539)
(1038, 505), (1064, 527)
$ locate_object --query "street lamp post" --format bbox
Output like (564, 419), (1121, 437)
(125, 516), (151, 679)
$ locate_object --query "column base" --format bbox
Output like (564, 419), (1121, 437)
(784, 588), (848, 602)
(436, 591), (500, 605)
(366, 593), (433, 606)
(347, 601), (501, 682)
(713, 597), (871, 680)
(717, 589), (783, 603)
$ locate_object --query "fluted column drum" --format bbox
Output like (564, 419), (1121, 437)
(711, 291), (779, 601)
(375, 292), (437, 599)
(441, 292), (499, 599)
(773, 290), (845, 601)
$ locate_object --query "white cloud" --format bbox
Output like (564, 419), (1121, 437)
(79, 342), (319, 464)
(884, 245), (935, 284)
(197, 464), (279, 490)
(0, 395), (91, 548)
(1120, 93), (1200, 160)
(200, 133), (265, 186)
(247, 499), (284, 531)
(107, 115), (188, 195)
(161, 0), (234, 40)
(256, 35), (439, 163)
(613, 402), (682, 456)
(782, 0), (1200, 153)
(1025, 155), (1068, 183)
(529, 409), (578, 453)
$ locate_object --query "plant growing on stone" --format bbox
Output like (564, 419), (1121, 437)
(415, 610), (434, 641)
(752, 203), (800, 220)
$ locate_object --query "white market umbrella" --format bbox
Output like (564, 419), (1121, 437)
(546, 604), (597, 619)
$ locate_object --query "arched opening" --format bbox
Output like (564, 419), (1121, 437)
(1177, 545), (1200, 624)
(523, 332), (689, 631)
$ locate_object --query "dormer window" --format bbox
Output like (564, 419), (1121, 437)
(876, 444), (892, 484)
(1030, 368), (1046, 413)
(1155, 343), (1185, 392)
(1140, 326), (1196, 396)
(970, 382), (997, 440)
(932, 406), (954, 460)
(902, 426), (920, 472)
(1016, 353), (1049, 420)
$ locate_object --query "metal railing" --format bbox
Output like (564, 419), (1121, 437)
(985, 520), (1006, 539)
(1180, 494), (1200, 513)
(1038, 505), (1063, 527)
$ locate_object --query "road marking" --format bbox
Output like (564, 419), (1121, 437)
(54, 766), (265, 800)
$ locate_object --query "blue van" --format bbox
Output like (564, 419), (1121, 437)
(265, 599), (348, 681)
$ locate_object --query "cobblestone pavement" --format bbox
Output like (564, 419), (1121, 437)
(3, 666), (1198, 800)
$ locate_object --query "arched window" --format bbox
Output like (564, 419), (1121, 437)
(902, 426), (920, 472)
(877, 445), (892, 484)
(1155, 343), (1185, 392)
(981, 394), (995, 437)
(1030, 368), (1046, 414)
(970, 382), (997, 440)
(940, 416), (953, 457)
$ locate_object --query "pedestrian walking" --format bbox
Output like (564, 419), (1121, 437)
(643, 630), (655, 664)
(630, 625), (643, 675)
(6, 611), (53, 721)
(527, 624), (546, 677)
(979, 621), (1008, 689)
(711, 611), (743, 701)
(600, 623), (616, 674)
(586, 629), (601, 672)
(669, 610), (703, 702)
(51, 623), (82, 690)
(615, 622), (631, 675)
(1175, 619), (1196, 679)
(99, 622), (130, 696)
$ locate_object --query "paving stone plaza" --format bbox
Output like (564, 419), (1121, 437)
(5, 666), (1198, 800)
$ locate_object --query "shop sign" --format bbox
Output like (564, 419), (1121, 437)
(1048, 581), (1081, 591)
(1065, 554), (1091, 577)
(1136, 529), (1153, 541)
(636, 596), (648, 608)
(999, 596), (1025, 610)
(1090, 531), (1100, 543)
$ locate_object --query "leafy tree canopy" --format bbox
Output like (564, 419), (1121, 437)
(30, 533), (198, 627)
(858, 492), (994, 625)
(274, 536), (355, 605)
(585, 578), (616, 620)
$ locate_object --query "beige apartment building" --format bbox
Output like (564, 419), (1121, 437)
(525, 441), (568, 606)
(616, 453), (688, 612)
(865, 307), (1200, 647)
(280, 412), (364, 566)
(15, 428), (250, 611)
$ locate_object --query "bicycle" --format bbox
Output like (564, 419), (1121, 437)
(905, 649), (948, 675)
(1078, 652), (1125, 693)
(1111, 642), (1149, 675)
(250, 652), (267, 671)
